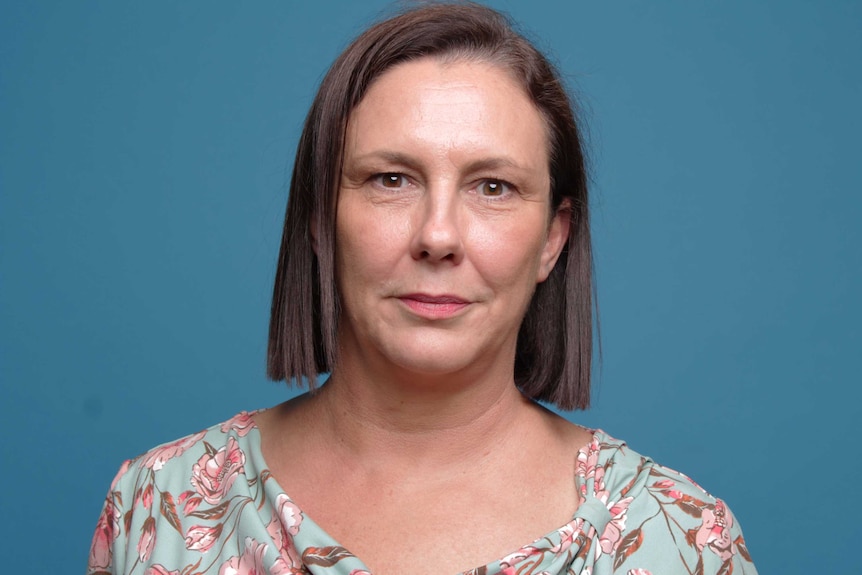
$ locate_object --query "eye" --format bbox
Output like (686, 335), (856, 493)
(375, 173), (407, 189)
(477, 179), (510, 197)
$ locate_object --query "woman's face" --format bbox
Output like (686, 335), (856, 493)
(334, 57), (569, 380)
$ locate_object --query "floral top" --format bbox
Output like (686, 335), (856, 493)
(88, 411), (757, 575)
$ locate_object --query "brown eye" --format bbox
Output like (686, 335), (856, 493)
(478, 180), (508, 197)
(377, 173), (406, 188)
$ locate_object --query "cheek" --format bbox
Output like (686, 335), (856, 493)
(468, 219), (548, 285)
(335, 208), (410, 282)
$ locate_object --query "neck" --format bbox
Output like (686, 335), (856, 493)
(308, 360), (535, 472)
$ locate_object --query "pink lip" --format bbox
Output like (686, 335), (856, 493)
(398, 293), (471, 319)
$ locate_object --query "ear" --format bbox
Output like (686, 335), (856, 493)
(536, 200), (571, 283)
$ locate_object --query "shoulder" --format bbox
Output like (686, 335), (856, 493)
(578, 430), (757, 574)
(88, 411), (268, 574)
(111, 411), (260, 496)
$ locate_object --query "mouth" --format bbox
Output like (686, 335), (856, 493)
(397, 293), (471, 319)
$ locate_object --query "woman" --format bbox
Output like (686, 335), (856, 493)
(88, 4), (757, 574)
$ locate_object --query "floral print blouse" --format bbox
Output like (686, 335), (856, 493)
(88, 411), (757, 575)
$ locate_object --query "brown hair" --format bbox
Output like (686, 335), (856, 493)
(268, 1), (595, 410)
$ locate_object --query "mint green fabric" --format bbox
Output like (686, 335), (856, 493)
(88, 411), (757, 575)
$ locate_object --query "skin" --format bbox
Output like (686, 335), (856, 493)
(334, 58), (564, 390)
(256, 57), (593, 575)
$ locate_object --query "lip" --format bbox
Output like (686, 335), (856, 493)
(397, 293), (471, 319)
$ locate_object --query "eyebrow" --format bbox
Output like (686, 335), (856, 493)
(346, 150), (534, 175)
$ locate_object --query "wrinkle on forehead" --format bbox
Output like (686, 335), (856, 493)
(343, 57), (550, 179)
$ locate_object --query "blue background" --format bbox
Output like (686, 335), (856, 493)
(2, 1), (860, 572)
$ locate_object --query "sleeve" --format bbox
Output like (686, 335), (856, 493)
(607, 464), (758, 575)
(87, 460), (134, 575)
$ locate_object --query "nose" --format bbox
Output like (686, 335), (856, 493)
(409, 187), (464, 264)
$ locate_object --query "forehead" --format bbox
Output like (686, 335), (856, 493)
(343, 57), (550, 172)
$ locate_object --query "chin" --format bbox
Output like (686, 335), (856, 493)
(387, 348), (471, 376)
(377, 337), (499, 382)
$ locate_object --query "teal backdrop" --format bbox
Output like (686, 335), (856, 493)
(2, 1), (860, 572)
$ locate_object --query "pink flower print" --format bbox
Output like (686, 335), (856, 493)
(550, 517), (585, 552)
(88, 496), (121, 570)
(576, 439), (602, 503)
(137, 516), (157, 562)
(218, 537), (268, 575)
(500, 545), (542, 567)
(267, 496), (304, 573)
(576, 437), (601, 480)
(695, 500), (736, 561)
(190, 436), (246, 505)
(220, 411), (257, 437)
(185, 523), (223, 552)
(143, 431), (207, 471)
(145, 566), (180, 575)
(651, 477), (684, 500)
(275, 494), (303, 536)
(593, 465), (610, 503)
(185, 496), (203, 514)
(141, 483), (154, 510)
(270, 559), (289, 575)
(271, 548), (305, 575)
(598, 496), (634, 556)
(179, 490), (203, 515)
(349, 571), (372, 575)
(266, 509), (285, 550)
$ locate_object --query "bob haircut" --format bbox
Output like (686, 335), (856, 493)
(268, 1), (595, 410)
